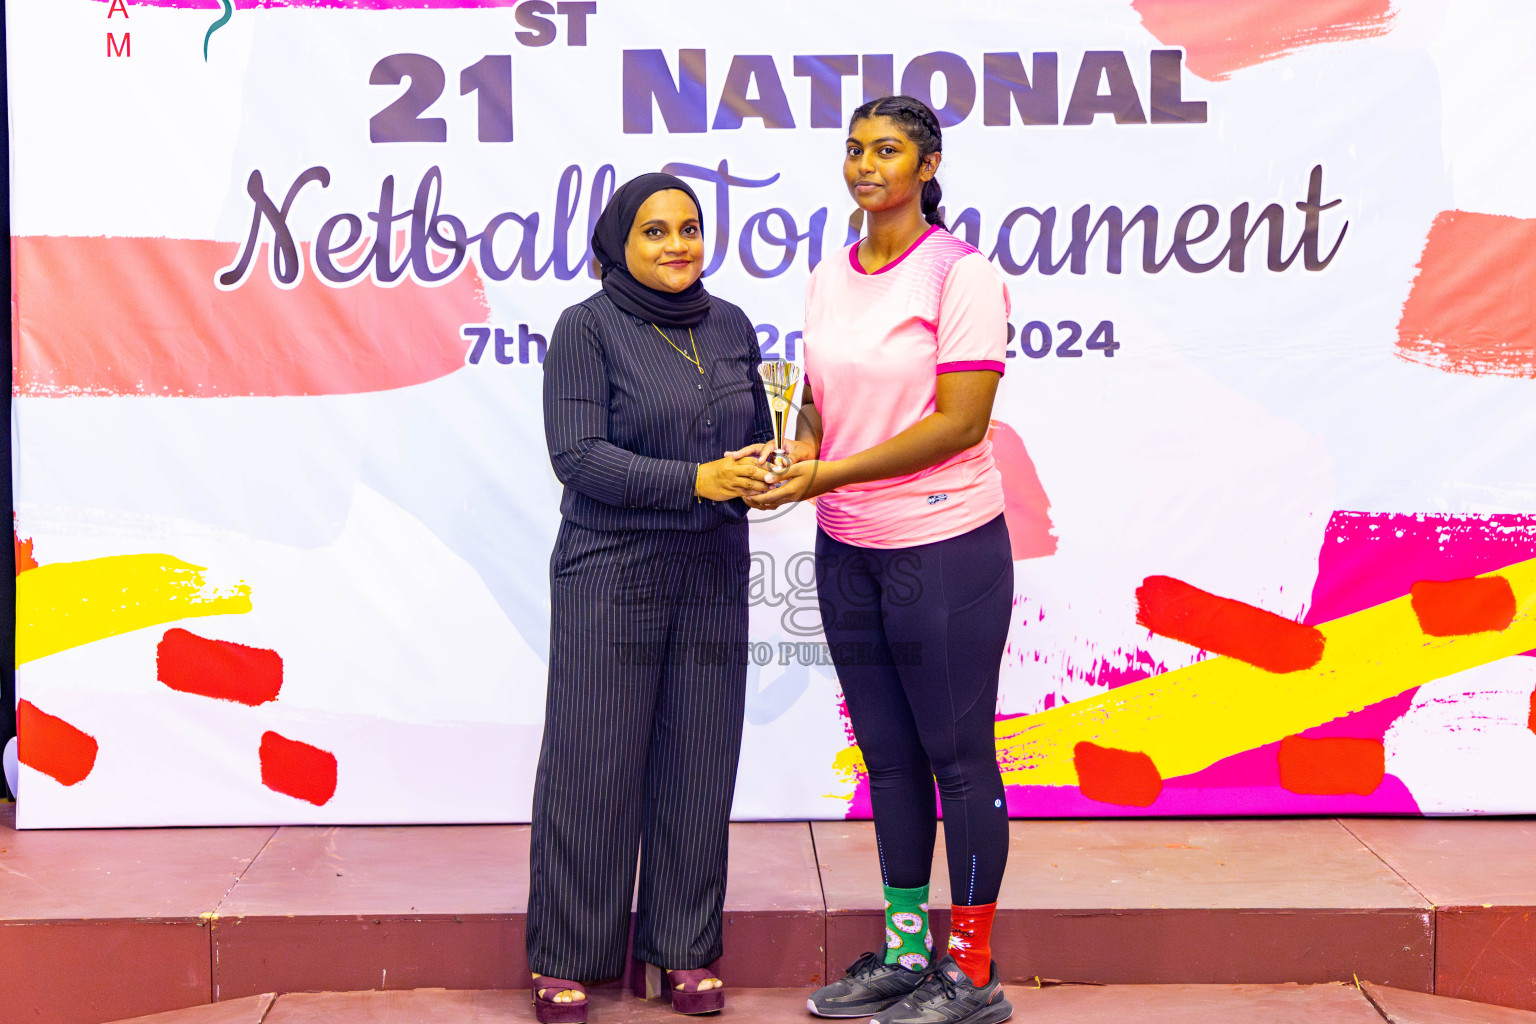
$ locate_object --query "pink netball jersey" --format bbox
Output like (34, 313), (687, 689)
(802, 225), (1010, 548)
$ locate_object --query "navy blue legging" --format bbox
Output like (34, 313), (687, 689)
(816, 514), (1012, 907)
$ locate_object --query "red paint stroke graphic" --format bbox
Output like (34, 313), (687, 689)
(1309, 511), (1536, 660)
(1136, 575), (1325, 673)
(1409, 576), (1517, 637)
(1277, 735), (1384, 796)
(259, 731), (338, 806)
(157, 628), (284, 706)
(1309, 512), (1536, 623)
(17, 700), (99, 786)
(987, 511), (1536, 819)
(1133, 0), (1393, 82)
(1073, 741), (1162, 807)
(987, 420), (1057, 561)
(1395, 211), (1536, 379)
(15, 527), (38, 574)
(14, 236), (486, 398)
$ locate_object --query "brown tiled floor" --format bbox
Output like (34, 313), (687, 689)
(10, 807), (1536, 1024)
(716, 823), (825, 989)
(112, 995), (276, 1024)
(1345, 820), (1536, 1011)
(815, 820), (1433, 988)
(1363, 981), (1536, 1023)
(263, 987), (817, 1023)
(107, 983), (1536, 1023)
(211, 823), (530, 1000)
(0, 803), (274, 1024)
(1007, 982), (1385, 1023)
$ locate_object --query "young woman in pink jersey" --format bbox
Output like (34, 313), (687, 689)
(747, 95), (1014, 1024)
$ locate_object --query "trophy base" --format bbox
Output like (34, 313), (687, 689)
(768, 449), (792, 474)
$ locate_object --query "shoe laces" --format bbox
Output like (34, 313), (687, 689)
(913, 961), (959, 1002)
(846, 951), (887, 979)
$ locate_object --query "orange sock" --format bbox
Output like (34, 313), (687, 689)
(946, 902), (996, 986)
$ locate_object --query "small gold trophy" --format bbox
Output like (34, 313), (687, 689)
(758, 360), (803, 472)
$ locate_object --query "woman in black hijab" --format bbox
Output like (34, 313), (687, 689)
(527, 173), (773, 1023)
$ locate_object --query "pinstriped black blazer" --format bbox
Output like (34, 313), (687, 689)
(543, 291), (775, 532)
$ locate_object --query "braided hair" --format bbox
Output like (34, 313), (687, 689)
(849, 95), (946, 229)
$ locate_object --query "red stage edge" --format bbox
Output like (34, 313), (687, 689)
(6, 806), (1536, 1023)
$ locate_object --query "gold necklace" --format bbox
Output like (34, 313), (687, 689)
(652, 323), (704, 374)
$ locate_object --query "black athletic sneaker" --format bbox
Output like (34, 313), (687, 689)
(870, 956), (1012, 1024)
(807, 951), (927, 1018)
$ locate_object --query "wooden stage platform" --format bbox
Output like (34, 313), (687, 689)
(93, 982), (1536, 1024)
(4, 805), (1536, 1023)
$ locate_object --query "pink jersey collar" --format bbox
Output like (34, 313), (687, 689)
(849, 224), (940, 275)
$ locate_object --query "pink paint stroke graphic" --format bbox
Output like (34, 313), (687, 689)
(1306, 511), (1536, 630)
(1133, 0), (1395, 82)
(94, 0), (527, 8)
(1004, 747), (1419, 818)
(988, 420), (1057, 561)
(1073, 648), (1168, 691)
(1395, 211), (1536, 379)
(15, 237), (486, 398)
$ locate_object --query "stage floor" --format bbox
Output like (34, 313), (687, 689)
(101, 982), (1536, 1024)
(4, 806), (1536, 1024)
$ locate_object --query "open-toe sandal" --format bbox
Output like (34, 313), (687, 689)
(642, 963), (724, 1015)
(531, 974), (588, 1024)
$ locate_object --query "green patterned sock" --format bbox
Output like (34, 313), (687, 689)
(882, 883), (932, 971)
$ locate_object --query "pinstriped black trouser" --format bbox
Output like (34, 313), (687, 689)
(527, 518), (749, 981)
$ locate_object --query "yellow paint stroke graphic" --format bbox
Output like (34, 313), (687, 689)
(833, 555), (1536, 790)
(17, 553), (252, 666)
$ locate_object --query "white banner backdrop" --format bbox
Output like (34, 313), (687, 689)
(10, 0), (1536, 827)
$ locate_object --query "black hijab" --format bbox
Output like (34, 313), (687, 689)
(591, 172), (712, 328)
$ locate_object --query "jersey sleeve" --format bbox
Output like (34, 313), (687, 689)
(935, 252), (1010, 375)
